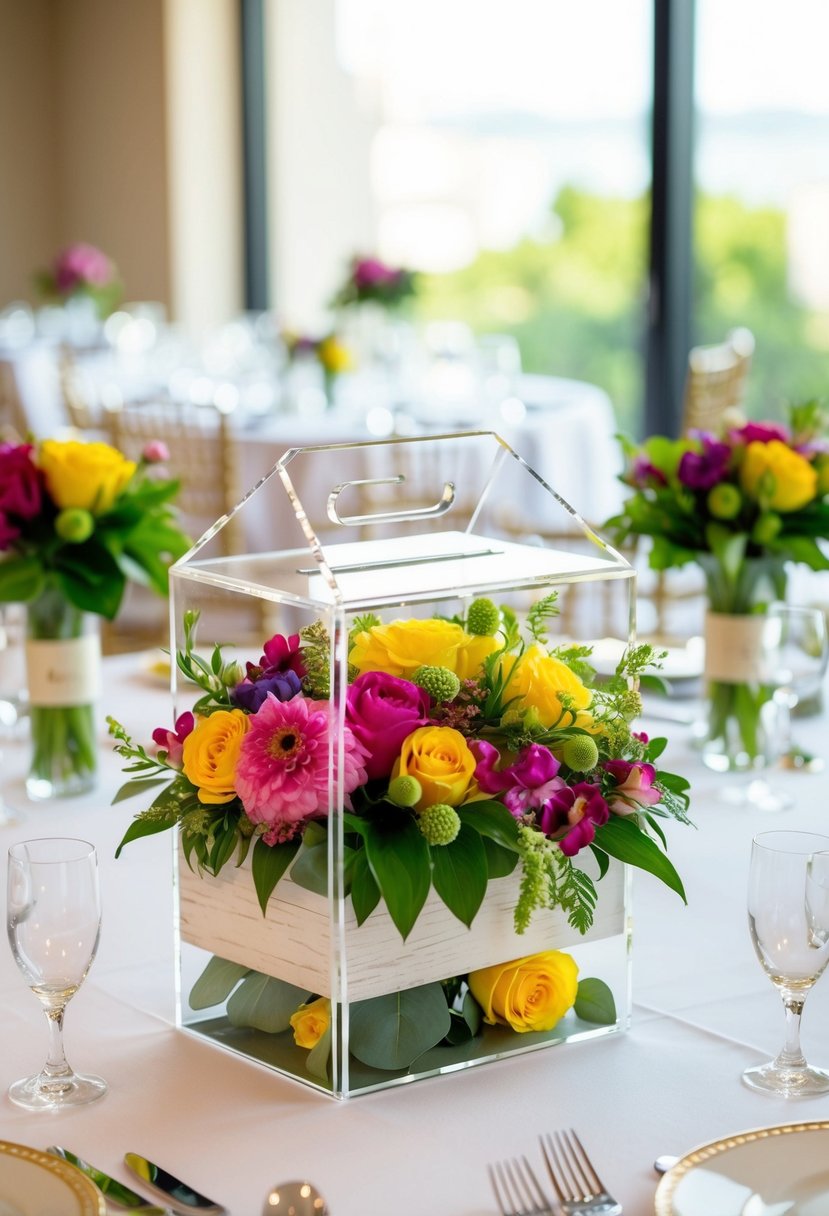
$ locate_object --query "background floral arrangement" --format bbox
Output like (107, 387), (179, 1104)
(113, 597), (690, 1076)
(331, 253), (417, 310)
(281, 329), (354, 383)
(0, 437), (191, 617)
(34, 241), (123, 318)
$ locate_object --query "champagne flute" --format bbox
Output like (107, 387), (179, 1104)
(6, 837), (107, 1109)
(743, 830), (829, 1097)
(764, 602), (828, 770)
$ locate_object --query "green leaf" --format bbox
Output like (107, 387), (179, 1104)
(444, 989), (483, 1045)
(110, 776), (170, 804)
(189, 956), (250, 1010)
(305, 1024), (331, 1080)
(288, 842), (328, 896)
(226, 972), (311, 1033)
(483, 836), (520, 878)
(456, 799), (520, 852)
(115, 811), (178, 858)
(349, 983), (451, 1070)
(574, 977), (617, 1025)
(593, 817), (686, 903)
(363, 816), (431, 940)
(430, 824), (488, 927)
(588, 844), (610, 880)
(251, 837), (301, 915)
(0, 555), (45, 602)
(349, 848), (381, 925)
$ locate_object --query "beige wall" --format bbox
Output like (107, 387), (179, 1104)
(0, 0), (243, 328)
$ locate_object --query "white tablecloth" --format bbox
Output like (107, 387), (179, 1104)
(1, 655), (828, 1215)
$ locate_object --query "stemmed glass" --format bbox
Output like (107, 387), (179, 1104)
(763, 602), (828, 770)
(743, 830), (829, 1097)
(6, 837), (107, 1109)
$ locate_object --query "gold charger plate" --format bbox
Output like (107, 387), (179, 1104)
(654, 1121), (829, 1215)
(0, 1142), (105, 1216)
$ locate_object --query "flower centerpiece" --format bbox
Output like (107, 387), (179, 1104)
(35, 242), (123, 319)
(604, 401), (829, 769)
(282, 329), (354, 406)
(112, 595), (691, 1089)
(331, 254), (417, 311)
(0, 438), (191, 797)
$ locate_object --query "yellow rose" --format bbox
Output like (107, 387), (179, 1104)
(317, 335), (353, 375)
(498, 644), (592, 729)
(468, 950), (579, 1033)
(182, 709), (250, 805)
(349, 618), (498, 680)
(392, 725), (477, 809)
(40, 439), (137, 514)
(739, 440), (817, 512)
(290, 996), (330, 1049)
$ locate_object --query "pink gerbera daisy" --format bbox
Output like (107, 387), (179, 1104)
(235, 693), (367, 844)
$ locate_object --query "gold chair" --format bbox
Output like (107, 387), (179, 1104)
(681, 326), (755, 435)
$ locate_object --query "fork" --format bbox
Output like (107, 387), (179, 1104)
(539, 1129), (623, 1216)
(488, 1154), (554, 1216)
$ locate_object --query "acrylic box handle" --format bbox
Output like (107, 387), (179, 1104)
(326, 475), (456, 527)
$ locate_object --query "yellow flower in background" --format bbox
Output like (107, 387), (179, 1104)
(349, 618), (498, 680)
(739, 440), (817, 512)
(290, 997), (330, 1049)
(392, 725), (477, 809)
(182, 709), (250, 805)
(317, 335), (353, 375)
(468, 950), (579, 1033)
(40, 439), (136, 513)
(498, 644), (592, 729)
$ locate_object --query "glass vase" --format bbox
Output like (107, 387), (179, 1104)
(24, 585), (100, 799)
(697, 554), (786, 772)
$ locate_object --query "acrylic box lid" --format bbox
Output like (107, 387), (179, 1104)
(170, 431), (631, 611)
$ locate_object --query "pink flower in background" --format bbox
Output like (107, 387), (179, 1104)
(729, 421), (790, 445)
(142, 440), (170, 464)
(236, 694), (367, 843)
(53, 243), (114, 293)
(0, 512), (21, 551)
(0, 443), (43, 520)
(152, 711), (195, 769)
(352, 257), (399, 290)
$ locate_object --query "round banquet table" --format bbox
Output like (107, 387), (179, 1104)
(1, 652), (828, 1216)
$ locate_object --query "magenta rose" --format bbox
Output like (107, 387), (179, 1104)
(346, 671), (430, 780)
(53, 243), (113, 292)
(729, 421), (790, 445)
(603, 759), (661, 816)
(0, 443), (42, 520)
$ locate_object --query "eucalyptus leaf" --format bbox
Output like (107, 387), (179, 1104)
(430, 824), (488, 927)
(226, 972), (311, 1033)
(305, 1024), (331, 1080)
(189, 956), (250, 1010)
(593, 817), (686, 903)
(363, 816), (431, 940)
(574, 977), (617, 1025)
(252, 837), (301, 915)
(349, 983), (451, 1070)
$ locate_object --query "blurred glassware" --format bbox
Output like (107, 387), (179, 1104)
(0, 302), (36, 350)
(0, 603), (28, 730)
(763, 602), (829, 771)
(476, 332), (523, 413)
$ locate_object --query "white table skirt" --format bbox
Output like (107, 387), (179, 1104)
(1, 653), (828, 1215)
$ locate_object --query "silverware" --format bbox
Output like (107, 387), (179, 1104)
(539, 1128), (622, 1216)
(46, 1148), (169, 1214)
(125, 1153), (226, 1215)
(488, 1155), (554, 1216)
(261, 1179), (328, 1215)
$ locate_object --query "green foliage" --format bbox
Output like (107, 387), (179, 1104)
(349, 983), (451, 1070)
(189, 956), (250, 1010)
(574, 977), (617, 1026)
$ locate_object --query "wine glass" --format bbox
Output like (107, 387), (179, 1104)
(743, 830), (829, 1097)
(763, 602), (828, 770)
(6, 837), (107, 1109)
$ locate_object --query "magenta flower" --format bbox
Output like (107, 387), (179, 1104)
(152, 711), (195, 769)
(353, 257), (399, 290)
(729, 421), (790, 445)
(538, 781), (609, 857)
(603, 759), (661, 816)
(236, 694), (367, 844)
(0, 512), (20, 551)
(0, 443), (42, 520)
(472, 741), (563, 818)
(346, 671), (430, 780)
(629, 455), (667, 488)
(246, 632), (306, 682)
(53, 243), (113, 293)
(677, 437), (731, 490)
(142, 440), (170, 464)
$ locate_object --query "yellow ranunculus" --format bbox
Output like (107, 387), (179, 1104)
(392, 725), (477, 810)
(498, 644), (592, 729)
(739, 440), (817, 512)
(182, 709), (250, 805)
(468, 950), (579, 1033)
(40, 439), (137, 513)
(289, 996), (330, 1049)
(349, 618), (498, 681)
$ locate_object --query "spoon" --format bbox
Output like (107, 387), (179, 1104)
(261, 1180), (328, 1215)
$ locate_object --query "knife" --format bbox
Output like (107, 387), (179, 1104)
(124, 1153), (227, 1215)
(46, 1147), (170, 1214)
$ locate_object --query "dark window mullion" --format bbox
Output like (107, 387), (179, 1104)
(240, 0), (269, 310)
